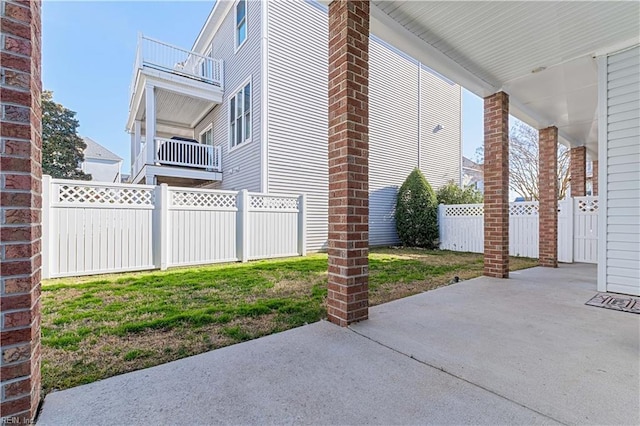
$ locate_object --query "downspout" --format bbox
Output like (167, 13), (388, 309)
(260, 0), (269, 193)
(418, 62), (422, 170)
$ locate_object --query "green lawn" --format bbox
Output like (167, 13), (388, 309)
(41, 248), (537, 393)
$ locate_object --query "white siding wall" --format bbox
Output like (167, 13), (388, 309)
(421, 67), (462, 188)
(267, 0), (462, 250)
(266, 0), (329, 250)
(83, 159), (122, 183)
(196, 0), (263, 192)
(369, 41), (420, 245)
(602, 45), (640, 296)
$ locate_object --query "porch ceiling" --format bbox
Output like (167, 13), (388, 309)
(136, 88), (214, 129)
(371, 1), (640, 153)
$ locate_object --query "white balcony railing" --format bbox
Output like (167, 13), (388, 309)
(133, 138), (222, 180)
(154, 138), (221, 171)
(130, 34), (224, 98)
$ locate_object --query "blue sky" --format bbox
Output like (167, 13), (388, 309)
(43, 1), (484, 169)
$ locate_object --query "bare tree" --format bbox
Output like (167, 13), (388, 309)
(475, 120), (570, 201)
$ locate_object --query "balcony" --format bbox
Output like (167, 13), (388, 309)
(132, 137), (223, 186)
(131, 35), (223, 96)
(127, 35), (224, 135)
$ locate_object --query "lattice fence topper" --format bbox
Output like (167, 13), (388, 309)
(509, 202), (539, 216)
(577, 198), (599, 213)
(249, 195), (299, 210)
(444, 204), (484, 217)
(171, 190), (236, 208)
(56, 184), (154, 205)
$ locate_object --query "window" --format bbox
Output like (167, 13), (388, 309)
(235, 0), (247, 49)
(230, 82), (251, 149)
(200, 125), (213, 146)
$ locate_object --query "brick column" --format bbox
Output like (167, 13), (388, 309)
(591, 160), (598, 196)
(570, 146), (586, 197)
(483, 92), (509, 278)
(538, 127), (558, 267)
(1, 0), (42, 423)
(327, 0), (369, 326)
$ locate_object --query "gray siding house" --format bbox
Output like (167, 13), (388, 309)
(126, 0), (462, 251)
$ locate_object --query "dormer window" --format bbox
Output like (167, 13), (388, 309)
(235, 0), (247, 51)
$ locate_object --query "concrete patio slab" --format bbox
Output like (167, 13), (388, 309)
(352, 264), (640, 425)
(37, 321), (553, 425)
(37, 264), (639, 425)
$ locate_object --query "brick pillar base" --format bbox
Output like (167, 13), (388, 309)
(570, 146), (586, 197)
(592, 160), (598, 196)
(483, 91), (509, 278)
(326, 0), (370, 326)
(0, 0), (42, 423)
(538, 127), (558, 267)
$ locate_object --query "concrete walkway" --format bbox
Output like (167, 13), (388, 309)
(38, 264), (639, 425)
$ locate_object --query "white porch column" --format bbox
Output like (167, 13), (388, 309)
(130, 120), (142, 177)
(145, 83), (156, 165)
(134, 120), (142, 159)
(130, 131), (136, 173)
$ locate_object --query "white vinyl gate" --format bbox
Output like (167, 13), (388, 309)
(573, 197), (599, 263)
(439, 197), (598, 264)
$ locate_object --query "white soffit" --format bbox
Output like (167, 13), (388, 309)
(504, 55), (599, 148)
(371, 1), (640, 148)
(373, 1), (639, 87)
(155, 90), (212, 128)
(138, 89), (212, 129)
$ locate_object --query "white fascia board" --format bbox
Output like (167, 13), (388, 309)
(143, 71), (223, 103)
(592, 37), (640, 58)
(146, 165), (223, 182)
(127, 72), (146, 132)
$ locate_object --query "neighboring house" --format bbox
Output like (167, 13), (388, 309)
(81, 137), (123, 183)
(462, 157), (483, 192)
(126, 0), (462, 250)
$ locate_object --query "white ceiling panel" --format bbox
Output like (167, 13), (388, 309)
(138, 89), (214, 129)
(371, 1), (639, 151)
(373, 1), (639, 86)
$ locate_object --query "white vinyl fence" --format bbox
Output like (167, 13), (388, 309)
(438, 197), (598, 263)
(42, 176), (306, 278)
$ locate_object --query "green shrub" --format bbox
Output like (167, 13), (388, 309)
(395, 168), (439, 248)
(436, 180), (484, 205)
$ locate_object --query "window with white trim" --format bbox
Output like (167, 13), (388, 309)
(200, 125), (213, 146)
(235, 0), (247, 49)
(230, 82), (251, 148)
